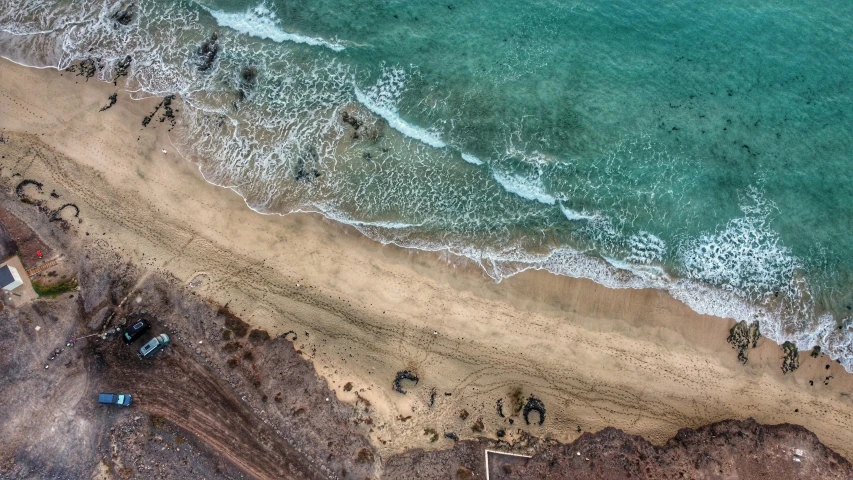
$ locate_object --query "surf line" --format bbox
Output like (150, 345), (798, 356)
(204, 3), (346, 52)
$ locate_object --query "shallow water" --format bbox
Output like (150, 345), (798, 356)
(1, 0), (852, 368)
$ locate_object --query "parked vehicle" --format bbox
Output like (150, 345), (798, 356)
(139, 333), (170, 358)
(98, 392), (132, 406)
(123, 318), (151, 344)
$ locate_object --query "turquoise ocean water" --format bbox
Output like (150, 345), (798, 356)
(1, 0), (852, 368)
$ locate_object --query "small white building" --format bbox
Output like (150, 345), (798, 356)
(0, 265), (23, 291)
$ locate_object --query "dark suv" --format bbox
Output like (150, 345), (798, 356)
(123, 319), (151, 344)
(98, 392), (132, 406)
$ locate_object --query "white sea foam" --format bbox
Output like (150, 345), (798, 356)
(559, 203), (597, 221)
(353, 69), (447, 149)
(206, 3), (345, 52)
(461, 153), (484, 165)
(626, 231), (666, 265)
(603, 256), (668, 281)
(678, 191), (798, 297)
(492, 170), (556, 205)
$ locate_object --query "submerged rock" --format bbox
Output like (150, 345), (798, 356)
(112, 3), (135, 26)
(197, 32), (219, 72)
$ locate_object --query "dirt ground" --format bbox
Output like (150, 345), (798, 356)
(0, 180), (852, 480)
(0, 196), (376, 480)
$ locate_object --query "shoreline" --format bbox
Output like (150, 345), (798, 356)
(2, 57), (853, 460)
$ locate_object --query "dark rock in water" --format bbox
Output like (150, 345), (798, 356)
(392, 370), (419, 394)
(811, 345), (821, 358)
(341, 111), (362, 130)
(523, 395), (545, 425)
(240, 65), (258, 85)
(294, 148), (322, 183)
(197, 32), (220, 72)
(99, 93), (118, 112)
(112, 3), (135, 26)
(782, 341), (799, 374)
(727, 320), (761, 363)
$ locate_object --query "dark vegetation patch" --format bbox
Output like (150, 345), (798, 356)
(248, 328), (271, 345)
(221, 307), (250, 337)
(33, 278), (78, 298)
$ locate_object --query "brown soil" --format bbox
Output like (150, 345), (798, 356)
(0, 175), (851, 480)
(0, 198), (375, 479)
(385, 420), (853, 479)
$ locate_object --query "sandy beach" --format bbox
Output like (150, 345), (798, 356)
(2, 56), (853, 463)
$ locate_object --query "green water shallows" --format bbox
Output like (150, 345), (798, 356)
(1, 0), (852, 366)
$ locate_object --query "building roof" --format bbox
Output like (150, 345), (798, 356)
(0, 265), (19, 287)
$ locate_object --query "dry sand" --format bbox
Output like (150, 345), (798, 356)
(2, 57), (853, 460)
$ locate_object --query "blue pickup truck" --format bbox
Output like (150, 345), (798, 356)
(98, 393), (132, 406)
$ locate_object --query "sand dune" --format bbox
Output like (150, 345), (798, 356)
(2, 58), (853, 461)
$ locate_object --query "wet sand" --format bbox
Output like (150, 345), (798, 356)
(2, 57), (853, 460)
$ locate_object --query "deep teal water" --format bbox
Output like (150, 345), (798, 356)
(1, 0), (852, 366)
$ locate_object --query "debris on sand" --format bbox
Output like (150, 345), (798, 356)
(727, 320), (761, 363)
(142, 95), (177, 128)
(423, 428), (439, 442)
(111, 56), (132, 84)
(66, 58), (100, 80)
(99, 93), (118, 112)
(443, 432), (458, 442)
(392, 370), (419, 394)
(496, 398), (505, 418)
(811, 346), (821, 358)
(15, 179), (43, 199)
(782, 341), (800, 374)
(523, 396), (546, 425)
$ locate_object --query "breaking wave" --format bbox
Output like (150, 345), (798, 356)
(206, 3), (346, 52)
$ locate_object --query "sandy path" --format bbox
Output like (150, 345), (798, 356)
(2, 58), (853, 461)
